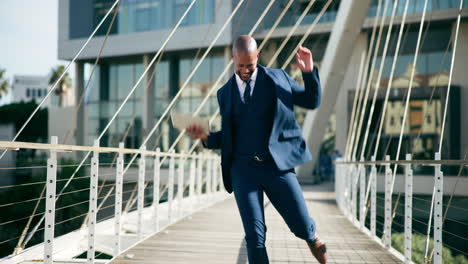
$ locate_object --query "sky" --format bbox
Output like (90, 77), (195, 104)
(0, 0), (71, 105)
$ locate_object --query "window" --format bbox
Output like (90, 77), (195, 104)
(87, 61), (143, 150)
(26, 88), (31, 97)
(174, 0), (192, 26)
(32, 89), (36, 98)
(154, 61), (169, 99)
(178, 54), (224, 114)
(91, 0), (214, 36)
(298, 0), (340, 25)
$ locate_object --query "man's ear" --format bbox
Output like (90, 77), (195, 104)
(257, 51), (260, 58)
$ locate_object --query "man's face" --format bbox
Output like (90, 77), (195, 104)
(233, 51), (259, 81)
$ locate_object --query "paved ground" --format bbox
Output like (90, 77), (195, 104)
(111, 183), (403, 263)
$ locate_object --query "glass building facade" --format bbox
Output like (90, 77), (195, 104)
(293, 0), (468, 27)
(82, 0), (468, 40)
(86, 61), (144, 149)
(372, 23), (454, 163)
(92, 0), (215, 37)
(367, 0), (468, 17)
(173, 54), (225, 152)
(69, 0), (466, 165)
(84, 52), (226, 154)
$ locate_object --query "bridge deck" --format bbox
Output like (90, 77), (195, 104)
(110, 183), (403, 263)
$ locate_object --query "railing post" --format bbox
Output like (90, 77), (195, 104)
(342, 164), (349, 215)
(197, 153), (203, 205)
(345, 164), (351, 217)
(352, 164), (357, 223)
(168, 150), (175, 223)
(137, 145), (146, 240)
(87, 139), (99, 264)
(359, 161), (365, 230)
(214, 156), (218, 193)
(434, 152), (443, 264)
(384, 155), (392, 248)
(404, 153), (413, 264)
(114, 142), (124, 255)
(219, 159), (225, 193)
(153, 148), (161, 232)
(44, 136), (58, 264)
(335, 160), (342, 210)
(212, 156), (218, 193)
(177, 152), (185, 219)
(370, 155), (377, 238)
(207, 154), (212, 196)
(189, 155), (196, 211)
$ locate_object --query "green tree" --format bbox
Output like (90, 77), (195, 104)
(0, 68), (9, 99)
(48, 65), (72, 107)
(0, 102), (48, 166)
(392, 232), (468, 264)
(0, 102), (47, 143)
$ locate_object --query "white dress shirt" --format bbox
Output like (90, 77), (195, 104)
(235, 68), (258, 103)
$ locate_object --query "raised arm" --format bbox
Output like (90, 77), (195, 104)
(284, 45), (321, 109)
(283, 68), (321, 109)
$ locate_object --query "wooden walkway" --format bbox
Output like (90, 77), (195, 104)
(111, 183), (403, 263)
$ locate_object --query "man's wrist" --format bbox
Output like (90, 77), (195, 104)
(201, 136), (208, 148)
(302, 66), (317, 74)
(301, 65), (314, 73)
(200, 134), (208, 145)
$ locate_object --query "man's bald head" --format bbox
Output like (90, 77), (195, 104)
(232, 35), (258, 55)
(231, 36), (259, 81)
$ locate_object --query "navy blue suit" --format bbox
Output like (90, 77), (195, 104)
(204, 64), (321, 263)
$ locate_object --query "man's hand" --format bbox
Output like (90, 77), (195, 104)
(186, 123), (208, 142)
(296, 45), (314, 72)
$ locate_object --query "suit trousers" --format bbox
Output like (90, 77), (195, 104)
(230, 158), (316, 264)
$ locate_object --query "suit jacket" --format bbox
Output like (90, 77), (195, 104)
(204, 64), (321, 193)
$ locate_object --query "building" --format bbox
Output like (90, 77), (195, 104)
(11, 75), (50, 106)
(58, 0), (468, 167)
(11, 74), (75, 108)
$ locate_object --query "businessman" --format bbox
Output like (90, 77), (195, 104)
(186, 35), (327, 264)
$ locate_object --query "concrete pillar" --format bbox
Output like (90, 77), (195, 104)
(297, 0), (372, 180)
(451, 22), (468, 158)
(335, 33), (368, 155)
(75, 61), (86, 149)
(143, 54), (155, 147)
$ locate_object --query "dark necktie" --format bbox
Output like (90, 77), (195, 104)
(243, 79), (252, 104)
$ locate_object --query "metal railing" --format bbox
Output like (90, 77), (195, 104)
(335, 156), (468, 264)
(0, 138), (226, 264)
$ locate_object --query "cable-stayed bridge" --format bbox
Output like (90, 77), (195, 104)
(0, 0), (467, 263)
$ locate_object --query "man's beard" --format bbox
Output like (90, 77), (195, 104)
(237, 71), (252, 81)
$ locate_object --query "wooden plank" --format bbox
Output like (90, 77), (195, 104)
(111, 183), (403, 264)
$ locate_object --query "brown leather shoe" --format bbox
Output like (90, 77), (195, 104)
(307, 235), (327, 264)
